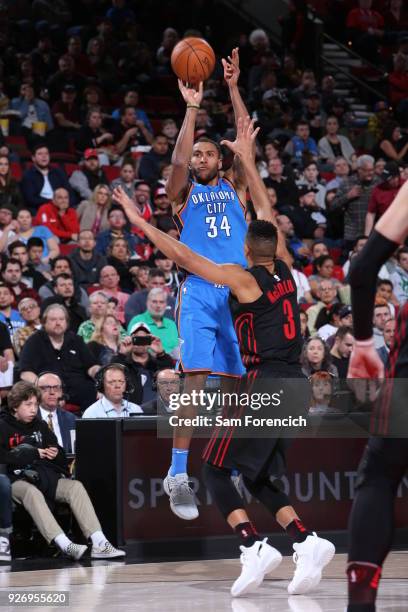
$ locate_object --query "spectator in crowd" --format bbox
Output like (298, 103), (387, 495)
(377, 318), (396, 368)
(153, 251), (181, 296)
(110, 159), (138, 201)
(286, 185), (327, 240)
(95, 206), (139, 255)
(125, 268), (176, 324)
(376, 278), (398, 318)
(34, 187), (80, 243)
(112, 105), (153, 156)
(96, 265), (129, 324)
(111, 322), (174, 405)
(127, 288), (178, 357)
(39, 255), (89, 311)
(20, 144), (71, 213)
(47, 54), (86, 103)
(132, 181), (153, 228)
(68, 230), (107, 289)
(307, 279), (339, 335)
(284, 120), (319, 164)
(302, 91), (326, 142)
(41, 274), (87, 333)
(75, 107), (114, 162)
(325, 156), (350, 196)
(389, 53), (408, 121)
(150, 186), (172, 230)
(10, 83), (54, 133)
(308, 255), (343, 297)
(87, 315), (124, 366)
(2, 258), (39, 307)
(37, 372), (76, 454)
(14, 298), (42, 356)
(77, 291), (109, 343)
(318, 116), (356, 168)
(342, 235), (368, 278)
(0, 381), (124, 560)
(376, 122), (408, 163)
(329, 326), (354, 378)
(263, 158), (299, 210)
(69, 149), (109, 202)
(299, 310), (310, 342)
(0, 156), (24, 211)
(132, 265), (150, 291)
(0, 283), (25, 344)
(142, 368), (180, 415)
(365, 161), (405, 235)
(373, 299), (391, 349)
(346, 0), (384, 63)
(111, 88), (152, 132)
(161, 118), (179, 148)
(139, 134), (171, 183)
(316, 303), (346, 342)
(76, 184), (112, 234)
(156, 27), (180, 72)
(309, 371), (334, 415)
(390, 247), (408, 305)
(11, 209), (59, 263)
(331, 154), (379, 249)
(27, 238), (52, 278)
(19, 304), (99, 411)
(106, 237), (136, 294)
(301, 336), (338, 377)
(296, 161), (327, 209)
(8, 241), (47, 291)
(66, 35), (94, 78)
(83, 363), (142, 418)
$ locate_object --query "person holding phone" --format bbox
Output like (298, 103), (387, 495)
(110, 322), (174, 405)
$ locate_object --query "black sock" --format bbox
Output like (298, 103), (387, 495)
(234, 521), (261, 548)
(347, 562), (381, 610)
(285, 519), (313, 543)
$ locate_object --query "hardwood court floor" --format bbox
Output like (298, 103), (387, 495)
(0, 552), (407, 611)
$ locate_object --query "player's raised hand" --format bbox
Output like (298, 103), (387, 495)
(222, 47), (240, 86)
(178, 79), (203, 107)
(220, 115), (259, 159)
(348, 341), (385, 380)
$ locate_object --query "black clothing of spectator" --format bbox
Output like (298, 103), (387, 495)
(263, 175), (299, 210)
(110, 352), (174, 405)
(69, 248), (107, 289)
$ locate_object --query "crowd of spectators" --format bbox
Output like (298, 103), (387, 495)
(0, 0), (407, 560)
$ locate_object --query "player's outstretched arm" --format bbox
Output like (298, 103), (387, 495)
(222, 48), (250, 192)
(113, 186), (260, 301)
(166, 80), (203, 212)
(347, 181), (408, 379)
(222, 117), (292, 268)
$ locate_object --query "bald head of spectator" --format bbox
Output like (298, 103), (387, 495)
(99, 265), (120, 291)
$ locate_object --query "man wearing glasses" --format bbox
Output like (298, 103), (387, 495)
(37, 371), (76, 454)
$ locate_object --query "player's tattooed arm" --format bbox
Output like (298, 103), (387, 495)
(112, 186), (261, 301)
(166, 80), (203, 212)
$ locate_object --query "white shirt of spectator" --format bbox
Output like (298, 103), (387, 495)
(317, 323), (337, 342)
(39, 406), (63, 448)
(291, 268), (311, 302)
(82, 396), (143, 418)
(40, 174), (53, 200)
(23, 104), (39, 129)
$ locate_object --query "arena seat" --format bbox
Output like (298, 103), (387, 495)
(102, 165), (120, 182)
(59, 243), (77, 256)
(64, 163), (81, 177)
(10, 161), (23, 181)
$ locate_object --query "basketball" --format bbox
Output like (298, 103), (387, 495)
(171, 37), (215, 84)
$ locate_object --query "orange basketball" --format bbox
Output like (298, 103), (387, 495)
(171, 37), (215, 84)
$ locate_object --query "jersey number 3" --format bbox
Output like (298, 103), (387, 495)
(282, 299), (296, 340)
(206, 215), (231, 238)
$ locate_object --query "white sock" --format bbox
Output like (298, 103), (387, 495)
(54, 533), (72, 552)
(90, 531), (106, 548)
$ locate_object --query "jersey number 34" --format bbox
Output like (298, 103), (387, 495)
(206, 215), (231, 238)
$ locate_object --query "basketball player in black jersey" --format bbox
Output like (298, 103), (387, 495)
(347, 180), (408, 611)
(113, 117), (335, 598)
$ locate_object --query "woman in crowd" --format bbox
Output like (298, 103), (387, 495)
(110, 160), (138, 201)
(77, 291), (109, 343)
(87, 314), (125, 365)
(2, 208), (59, 262)
(318, 116), (356, 168)
(14, 298), (41, 355)
(0, 381), (125, 561)
(308, 255), (343, 298)
(309, 371), (334, 415)
(301, 336), (338, 377)
(376, 122), (408, 163)
(0, 156), (23, 211)
(76, 184), (112, 233)
(131, 265), (150, 291)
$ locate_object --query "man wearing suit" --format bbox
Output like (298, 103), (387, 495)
(37, 372), (76, 453)
(377, 318), (396, 368)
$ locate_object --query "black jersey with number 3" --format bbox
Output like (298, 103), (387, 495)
(229, 260), (302, 370)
